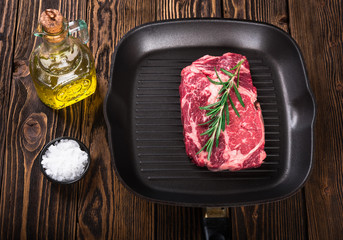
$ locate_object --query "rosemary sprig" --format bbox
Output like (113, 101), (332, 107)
(197, 59), (246, 160)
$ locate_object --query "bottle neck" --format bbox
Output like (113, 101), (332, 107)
(42, 34), (70, 54)
(42, 24), (69, 46)
(38, 32), (82, 75)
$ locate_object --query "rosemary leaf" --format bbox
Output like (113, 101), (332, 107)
(237, 67), (241, 87)
(214, 67), (224, 84)
(199, 102), (220, 110)
(230, 59), (245, 70)
(219, 92), (228, 105)
(207, 76), (223, 85)
(216, 118), (221, 147)
(233, 84), (245, 107)
(196, 140), (209, 155)
(206, 107), (220, 116)
(200, 127), (214, 136)
(209, 117), (219, 127)
(198, 119), (213, 126)
(230, 63), (240, 71)
(220, 68), (234, 77)
(225, 101), (230, 125)
(228, 95), (240, 117)
(218, 86), (228, 95)
(207, 141), (213, 159)
(221, 112), (226, 131)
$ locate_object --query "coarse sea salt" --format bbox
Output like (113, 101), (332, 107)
(41, 139), (89, 182)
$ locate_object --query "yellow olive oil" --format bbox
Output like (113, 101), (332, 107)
(30, 39), (96, 109)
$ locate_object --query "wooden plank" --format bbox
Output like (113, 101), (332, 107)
(0, 0), (18, 189)
(288, 0), (343, 239)
(0, 0), (87, 239)
(222, 0), (308, 239)
(155, 204), (203, 240)
(156, 0), (221, 20)
(223, 0), (289, 31)
(154, 1), (221, 239)
(231, 192), (307, 240)
(76, 0), (156, 239)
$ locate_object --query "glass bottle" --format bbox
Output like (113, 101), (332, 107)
(29, 9), (97, 109)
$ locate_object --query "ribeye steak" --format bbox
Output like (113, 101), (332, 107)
(179, 52), (266, 171)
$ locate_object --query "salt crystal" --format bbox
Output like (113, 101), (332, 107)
(41, 139), (89, 182)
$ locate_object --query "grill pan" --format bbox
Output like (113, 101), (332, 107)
(104, 19), (315, 207)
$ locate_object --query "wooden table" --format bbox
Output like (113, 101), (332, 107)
(1, 0), (342, 239)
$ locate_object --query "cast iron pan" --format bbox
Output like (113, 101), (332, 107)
(104, 19), (316, 239)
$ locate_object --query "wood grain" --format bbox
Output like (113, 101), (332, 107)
(0, 0), (86, 239)
(222, 1), (308, 239)
(223, 0), (289, 32)
(0, 0), (18, 192)
(0, 0), (342, 238)
(288, 0), (343, 239)
(231, 192), (307, 240)
(76, 0), (156, 239)
(157, 0), (221, 20)
(155, 204), (203, 240)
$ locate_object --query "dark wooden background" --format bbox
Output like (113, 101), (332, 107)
(0, 0), (342, 239)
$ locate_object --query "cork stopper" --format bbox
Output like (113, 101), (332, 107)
(40, 9), (63, 34)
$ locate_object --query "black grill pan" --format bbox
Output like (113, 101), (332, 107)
(104, 19), (315, 206)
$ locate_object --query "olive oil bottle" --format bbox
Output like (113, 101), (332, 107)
(29, 9), (97, 109)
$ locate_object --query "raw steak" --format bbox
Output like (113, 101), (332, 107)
(179, 52), (266, 171)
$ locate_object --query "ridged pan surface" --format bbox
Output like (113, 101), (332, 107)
(104, 19), (316, 206)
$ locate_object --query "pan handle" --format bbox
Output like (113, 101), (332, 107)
(202, 207), (231, 240)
